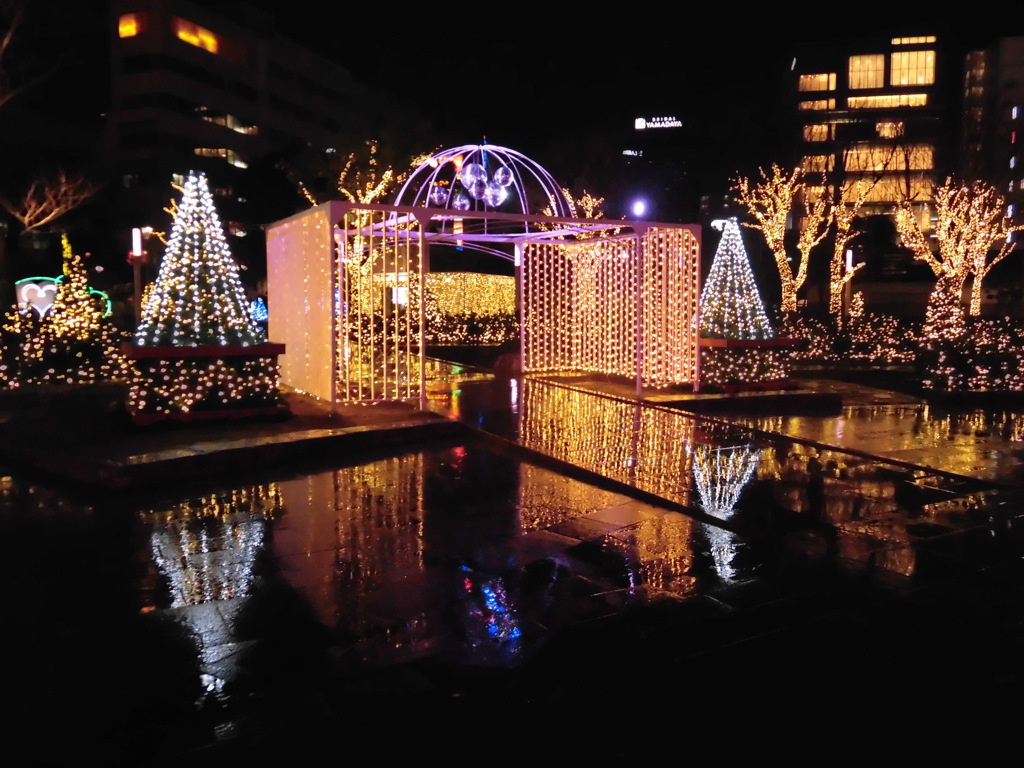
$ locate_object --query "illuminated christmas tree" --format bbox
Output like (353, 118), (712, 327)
(136, 172), (264, 347)
(126, 171), (285, 423)
(1, 235), (125, 387)
(699, 218), (775, 340)
(697, 218), (788, 387)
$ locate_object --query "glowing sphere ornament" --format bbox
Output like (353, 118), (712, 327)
(461, 163), (488, 187)
(468, 179), (488, 201)
(429, 185), (448, 206)
(483, 181), (508, 207)
(493, 166), (513, 186)
(393, 143), (574, 221)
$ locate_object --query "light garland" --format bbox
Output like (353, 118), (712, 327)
(829, 181), (871, 319)
(523, 227), (700, 388)
(896, 178), (1023, 318)
(699, 219), (774, 340)
(337, 206), (423, 403)
(424, 272), (517, 345)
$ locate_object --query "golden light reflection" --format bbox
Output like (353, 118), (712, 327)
(606, 514), (696, 595)
(278, 455), (427, 660)
(518, 463), (624, 532)
(520, 382), (696, 506)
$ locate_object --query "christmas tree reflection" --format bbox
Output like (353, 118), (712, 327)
(145, 484), (283, 695)
(693, 444), (762, 582)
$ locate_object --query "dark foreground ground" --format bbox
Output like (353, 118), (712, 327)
(3, 361), (1024, 766)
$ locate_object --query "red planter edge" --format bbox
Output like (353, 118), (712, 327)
(122, 342), (286, 359)
(700, 337), (800, 349)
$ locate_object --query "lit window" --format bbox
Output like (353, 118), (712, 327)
(194, 148), (248, 168)
(200, 113), (258, 135)
(805, 185), (827, 203)
(118, 13), (146, 38)
(803, 124), (834, 141)
(890, 50), (935, 86)
(844, 143), (933, 172)
(849, 54), (885, 89)
(1009, 205), (1016, 218)
(876, 121), (905, 138)
(173, 17), (219, 54)
(1014, 131), (1018, 144)
(801, 155), (834, 172)
(1015, 107), (1020, 119)
(1010, 181), (1015, 192)
(848, 174), (933, 204)
(1012, 156), (1017, 169)
(799, 99), (836, 111)
(848, 93), (927, 109)
(892, 36), (936, 45)
(798, 73), (836, 92)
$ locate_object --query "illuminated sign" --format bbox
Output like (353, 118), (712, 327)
(622, 149), (643, 157)
(15, 276), (113, 318)
(16, 277), (57, 317)
(634, 116), (682, 130)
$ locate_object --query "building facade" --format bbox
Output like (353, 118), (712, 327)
(793, 33), (961, 233)
(105, 0), (392, 280)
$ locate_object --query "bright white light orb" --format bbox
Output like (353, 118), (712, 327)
(631, 200), (647, 217)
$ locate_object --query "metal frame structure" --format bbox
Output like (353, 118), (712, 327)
(266, 201), (701, 410)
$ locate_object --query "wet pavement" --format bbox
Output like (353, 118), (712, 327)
(4, 366), (1024, 764)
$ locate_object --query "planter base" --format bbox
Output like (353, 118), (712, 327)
(123, 343), (288, 426)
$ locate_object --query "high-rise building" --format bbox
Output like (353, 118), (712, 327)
(105, 0), (387, 273)
(962, 36), (1024, 237)
(792, 33), (961, 233)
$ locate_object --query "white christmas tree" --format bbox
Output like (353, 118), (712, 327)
(698, 218), (775, 340)
(136, 171), (262, 347)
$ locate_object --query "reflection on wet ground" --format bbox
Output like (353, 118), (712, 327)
(7, 371), (1024, 763)
(734, 379), (1024, 486)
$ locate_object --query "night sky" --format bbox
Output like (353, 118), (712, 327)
(256, 8), (1024, 204)
(10, 2), (1024, 221)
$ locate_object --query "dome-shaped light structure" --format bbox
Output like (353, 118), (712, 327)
(393, 144), (574, 219)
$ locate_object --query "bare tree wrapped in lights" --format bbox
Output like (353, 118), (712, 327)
(1, 235), (126, 387)
(897, 179), (1021, 319)
(697, 219), (790, 388)
(125, 171), (285, 423)
(733, 164), (830, 316)
(896, 179), (1024, 391)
